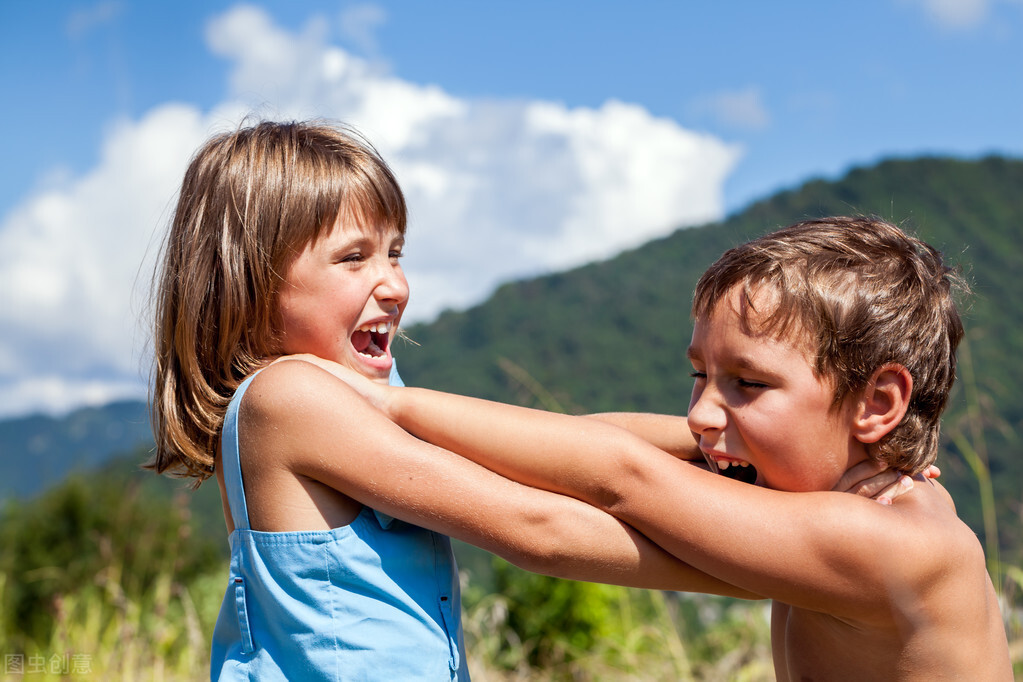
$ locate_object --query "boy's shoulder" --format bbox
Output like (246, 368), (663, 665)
(758, 477), (985, 623)
(778, 481), (1009, 680)
(840, 479), (983, 585)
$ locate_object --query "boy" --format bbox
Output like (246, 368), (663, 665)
(325, 217), (1012, 679)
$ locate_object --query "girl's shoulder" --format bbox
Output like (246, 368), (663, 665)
(234, 359), (368, 530)
(240, 359), (364, 450)
(245, 358), (355, 409)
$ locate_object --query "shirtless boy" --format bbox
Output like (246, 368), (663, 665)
(324, 217), (1012, 679)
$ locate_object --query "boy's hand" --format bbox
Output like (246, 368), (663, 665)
(833, 461), (941, 504)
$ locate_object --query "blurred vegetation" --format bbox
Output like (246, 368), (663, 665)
(1, 155), (1021, 679)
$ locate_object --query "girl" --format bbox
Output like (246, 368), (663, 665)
(148, 121), (912, 680)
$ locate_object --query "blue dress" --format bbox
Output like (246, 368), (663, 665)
(210, 365), (470, 680)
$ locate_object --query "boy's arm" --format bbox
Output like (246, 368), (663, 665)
(365, 381), (960, 620)
(585, 412), (702, 460)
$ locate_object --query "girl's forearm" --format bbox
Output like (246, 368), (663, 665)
(389, 387), (649, 508)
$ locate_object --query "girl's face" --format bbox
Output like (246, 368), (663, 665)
(275, 215), (409, 383)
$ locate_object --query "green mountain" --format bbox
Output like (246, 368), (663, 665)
(0, 400), (152, 499)
(3, 155), (1020, 556)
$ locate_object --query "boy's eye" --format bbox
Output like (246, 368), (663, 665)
(689, 371), (706, 380)
(737, 378), (768, 389)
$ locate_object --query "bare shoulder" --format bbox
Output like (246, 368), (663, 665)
(239, 359), (364, 470)
(243, 360), (361, 429)
(864, 480), (984, 583)
(237, 360), (368, 530)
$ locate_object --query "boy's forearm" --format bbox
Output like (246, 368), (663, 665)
(390, 387), (640, 507)
(585, 412), (701, 461)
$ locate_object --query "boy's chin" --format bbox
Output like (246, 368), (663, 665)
(719, 463), (759, 485)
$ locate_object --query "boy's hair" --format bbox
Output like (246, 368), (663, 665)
(147, 120), (406, 482)
(692, 216), (966, 473)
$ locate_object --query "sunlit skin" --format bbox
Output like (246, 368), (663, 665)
(276, 218), (408, 384)
(687, 288), (865, 492)
(318, 282), (1011, 680)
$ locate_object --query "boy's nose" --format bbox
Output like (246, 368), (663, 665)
(687, 382), (726, 434)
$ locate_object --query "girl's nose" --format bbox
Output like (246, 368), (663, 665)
(687, 381), (726, 435)
(375, 262), (410, 309)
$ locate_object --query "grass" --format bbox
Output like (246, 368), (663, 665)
(2, 550), (1020, 680)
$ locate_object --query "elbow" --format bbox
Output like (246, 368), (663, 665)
(493, 506), (589, 578)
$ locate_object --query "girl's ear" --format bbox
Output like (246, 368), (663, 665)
(852, 364), (913, 444)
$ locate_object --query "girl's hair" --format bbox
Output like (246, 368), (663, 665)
(692, 216), (967, 474)
(147, 120), (406, 482)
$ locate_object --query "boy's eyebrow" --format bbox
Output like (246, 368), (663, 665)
(686, 345), (771, 373)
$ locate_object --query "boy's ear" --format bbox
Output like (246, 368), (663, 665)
(851, 364), (913, 444)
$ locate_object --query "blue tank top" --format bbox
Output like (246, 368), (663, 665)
(210, 365), (470, 680)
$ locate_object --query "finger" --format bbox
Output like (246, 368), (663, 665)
(826, 462), (883, 492)
(834, 458), (900, 496)
(874, 475), (915, 505)
(923, 465), (941, 479)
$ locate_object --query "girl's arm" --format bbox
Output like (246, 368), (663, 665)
(243, 359), (760, 599)
(309, 363), (952, 620)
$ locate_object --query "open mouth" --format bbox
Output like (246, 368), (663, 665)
(716, 459), (759, 485)
(352, 322), (391, 359)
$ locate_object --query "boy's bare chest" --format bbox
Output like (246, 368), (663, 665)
(771, 603), (906, 681)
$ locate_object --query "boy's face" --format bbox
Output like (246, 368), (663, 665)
(275, 216), (408, 384)
(687, 286), (868, 492)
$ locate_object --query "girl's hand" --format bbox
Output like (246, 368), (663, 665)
(832, 461), (941, 504)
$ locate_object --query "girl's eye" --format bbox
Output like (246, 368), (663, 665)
(339, 252), (363, 263)
(389, 249), (404, 260)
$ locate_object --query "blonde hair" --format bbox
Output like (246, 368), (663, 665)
(147, 120), (406, 482)
(692, 216), (967, 474)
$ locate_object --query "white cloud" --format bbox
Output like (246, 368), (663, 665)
(338, 3), (388, 57)
(901, 0), (1021, 28)
(0, 4), (740, 418)
(688, 87), (770, 132)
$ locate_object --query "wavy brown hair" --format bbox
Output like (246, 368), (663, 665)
(692, 216), (967, 474)
(147, 120), (406, 482)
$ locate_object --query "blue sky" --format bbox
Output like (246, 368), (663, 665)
(0, 0), (1021, 417)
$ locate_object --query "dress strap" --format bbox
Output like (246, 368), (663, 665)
(221, 362), (404, 533)
(221, 373), (260, 532)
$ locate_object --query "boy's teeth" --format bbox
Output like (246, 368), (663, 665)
(716, 460), (749, 470)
